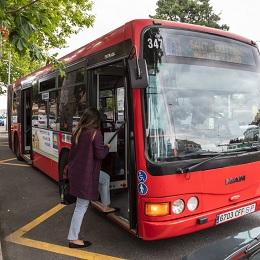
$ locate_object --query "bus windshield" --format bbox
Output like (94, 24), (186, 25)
(143, 27), (260, 162)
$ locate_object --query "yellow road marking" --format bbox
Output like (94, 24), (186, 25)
(0, 158), (16, 163)
(5, 204), (123, 260)
(0, 162), (30, 167)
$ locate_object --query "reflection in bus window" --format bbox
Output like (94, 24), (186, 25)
(100, 89), (114, 122)
(39, 77), (56, 92)
(37, 100), (47, 128)
(59, 68), (87, 132)
(116, 87), (125, 127)
(144, 63), (260, 161)
(49, 90), (60, 130)
(144, 27), (260, 161)
(12, 91), (18, 123)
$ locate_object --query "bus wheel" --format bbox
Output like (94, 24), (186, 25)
(14, 134), (23, 161)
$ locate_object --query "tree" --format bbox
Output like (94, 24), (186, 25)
(0, 48), (43, 94)
(0, 0), (95, 94)
(150, 0), (229, 30)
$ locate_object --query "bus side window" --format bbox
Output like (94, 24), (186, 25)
(60, 68), (88, 132)
(37, 99), (48, 129)
(32, 84), (40, 127)
(12, 91), (18, 123)
(99, 89), (114, 130)
(49, 90), (60, 131)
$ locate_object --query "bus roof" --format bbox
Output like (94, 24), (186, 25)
(13, 19), (256, 88)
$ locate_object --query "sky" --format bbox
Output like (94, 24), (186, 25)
(1, 0), (260, 109)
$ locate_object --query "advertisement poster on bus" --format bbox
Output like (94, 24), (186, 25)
(32, 128), (58, 161)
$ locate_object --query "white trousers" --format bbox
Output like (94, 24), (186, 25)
(67, 171), (110, 240)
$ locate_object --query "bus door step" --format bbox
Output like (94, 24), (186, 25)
(110, 180), (128, 190)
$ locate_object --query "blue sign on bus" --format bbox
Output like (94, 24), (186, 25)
(137, 170), (147, 183)
(138, 183), (148, 195)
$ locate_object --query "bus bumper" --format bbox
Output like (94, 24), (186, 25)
(140, 197), (260, 240)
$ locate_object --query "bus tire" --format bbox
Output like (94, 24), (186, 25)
(14, 134), (23, 161)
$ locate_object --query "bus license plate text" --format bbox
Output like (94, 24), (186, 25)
(216, 203), (256, 225)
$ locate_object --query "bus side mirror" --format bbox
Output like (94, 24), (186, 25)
(128, 58), (148, 89)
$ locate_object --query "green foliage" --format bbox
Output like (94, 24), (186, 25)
(150, 0), (229, 30)
(0, 0), (95, 94)
(0, 46), (44, 94)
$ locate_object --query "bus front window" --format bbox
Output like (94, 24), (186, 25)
(143, 28), (260, 162)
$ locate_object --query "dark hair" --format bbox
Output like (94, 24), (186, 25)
(74, 107), (101, 144)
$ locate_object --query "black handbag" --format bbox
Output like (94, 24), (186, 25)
(59, 166), (76, 205)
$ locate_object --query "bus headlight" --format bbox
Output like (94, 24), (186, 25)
(145, 202), (170, 217)
(172, 199), (185, 214)
(187, 196), (199, 211)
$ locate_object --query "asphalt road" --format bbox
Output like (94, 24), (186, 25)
(1, 126), (260, 260)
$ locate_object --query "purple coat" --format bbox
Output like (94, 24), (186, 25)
(68, 129), (109, 200)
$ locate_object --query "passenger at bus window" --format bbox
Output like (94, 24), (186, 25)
(67, 107), (117, 248)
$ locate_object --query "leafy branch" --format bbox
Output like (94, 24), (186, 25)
(7, 0), (42, 15)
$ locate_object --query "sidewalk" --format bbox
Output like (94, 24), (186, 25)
(0, 126), (7, 136)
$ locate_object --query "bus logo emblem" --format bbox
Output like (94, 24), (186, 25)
(225, 175), (246, 185)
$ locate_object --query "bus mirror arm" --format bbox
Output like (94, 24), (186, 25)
(128, 58), (148, 89)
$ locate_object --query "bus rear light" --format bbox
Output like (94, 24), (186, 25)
(145, 202), (170, 217)
(187, 196), (199, 211)
(172, 199), (185, 214)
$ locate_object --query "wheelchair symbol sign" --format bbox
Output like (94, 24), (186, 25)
(138, 183), (148, 195)
(137, 170), (147, 183)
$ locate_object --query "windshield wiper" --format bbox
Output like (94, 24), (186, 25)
(176, 148), (260, 174)
(176, 153), (225, 174)
(156, 151), (220, 162)
(177, 151), (221, 159)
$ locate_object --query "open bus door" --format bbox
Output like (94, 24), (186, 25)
(21, 86), (32, 160)
(88, 60), (137, 233)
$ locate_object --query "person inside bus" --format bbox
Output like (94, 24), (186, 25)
(67, 107), (116, 248)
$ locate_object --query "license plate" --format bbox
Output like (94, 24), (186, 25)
(216, 203), (256, 225)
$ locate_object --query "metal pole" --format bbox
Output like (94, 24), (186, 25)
(8, 51), (11, 84)
(5, 52), (11, 131)
(5, 84), (8, 131)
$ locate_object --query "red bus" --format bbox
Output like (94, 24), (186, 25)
(8, 19), (260, 240)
